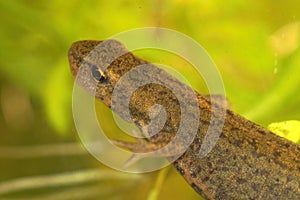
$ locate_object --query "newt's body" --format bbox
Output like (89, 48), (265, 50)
(68, 40), (300, 200)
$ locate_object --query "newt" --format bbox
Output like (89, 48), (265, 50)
(68, 39), (300, 200)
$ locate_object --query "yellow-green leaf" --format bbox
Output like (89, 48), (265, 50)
(268, 120), (300, 143)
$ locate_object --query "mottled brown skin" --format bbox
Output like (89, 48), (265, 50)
(68, 40), (300, 200)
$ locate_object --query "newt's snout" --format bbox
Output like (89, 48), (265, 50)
(68, 40), (101, 77)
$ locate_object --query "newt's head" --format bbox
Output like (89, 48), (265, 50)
(68, 39), (146, 106)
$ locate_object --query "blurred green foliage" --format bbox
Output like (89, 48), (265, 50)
(0, 0), (299, 199)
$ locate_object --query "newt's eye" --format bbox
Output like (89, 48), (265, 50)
(91, 66), (108, 83)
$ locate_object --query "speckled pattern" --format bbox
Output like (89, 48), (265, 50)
(68, 40), (300, 200)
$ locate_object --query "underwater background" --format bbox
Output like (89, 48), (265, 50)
(0, 1), (300, 199)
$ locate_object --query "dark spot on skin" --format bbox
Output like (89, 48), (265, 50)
(273, 150), (282, 157)
(203, 176), (210, 182)
(207, 162), (212, 168)
(159, 91), (167, 95)
(191, 183), (202, 194)
(234, 139), (243, 147)
(98, 96), (104, 101)
(190, 172), (197, 178)
(196, 166), (202, 173)
(193, 138), (200, 145)
(257, 129), (266, 135)
(174, 163), (185, 175)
